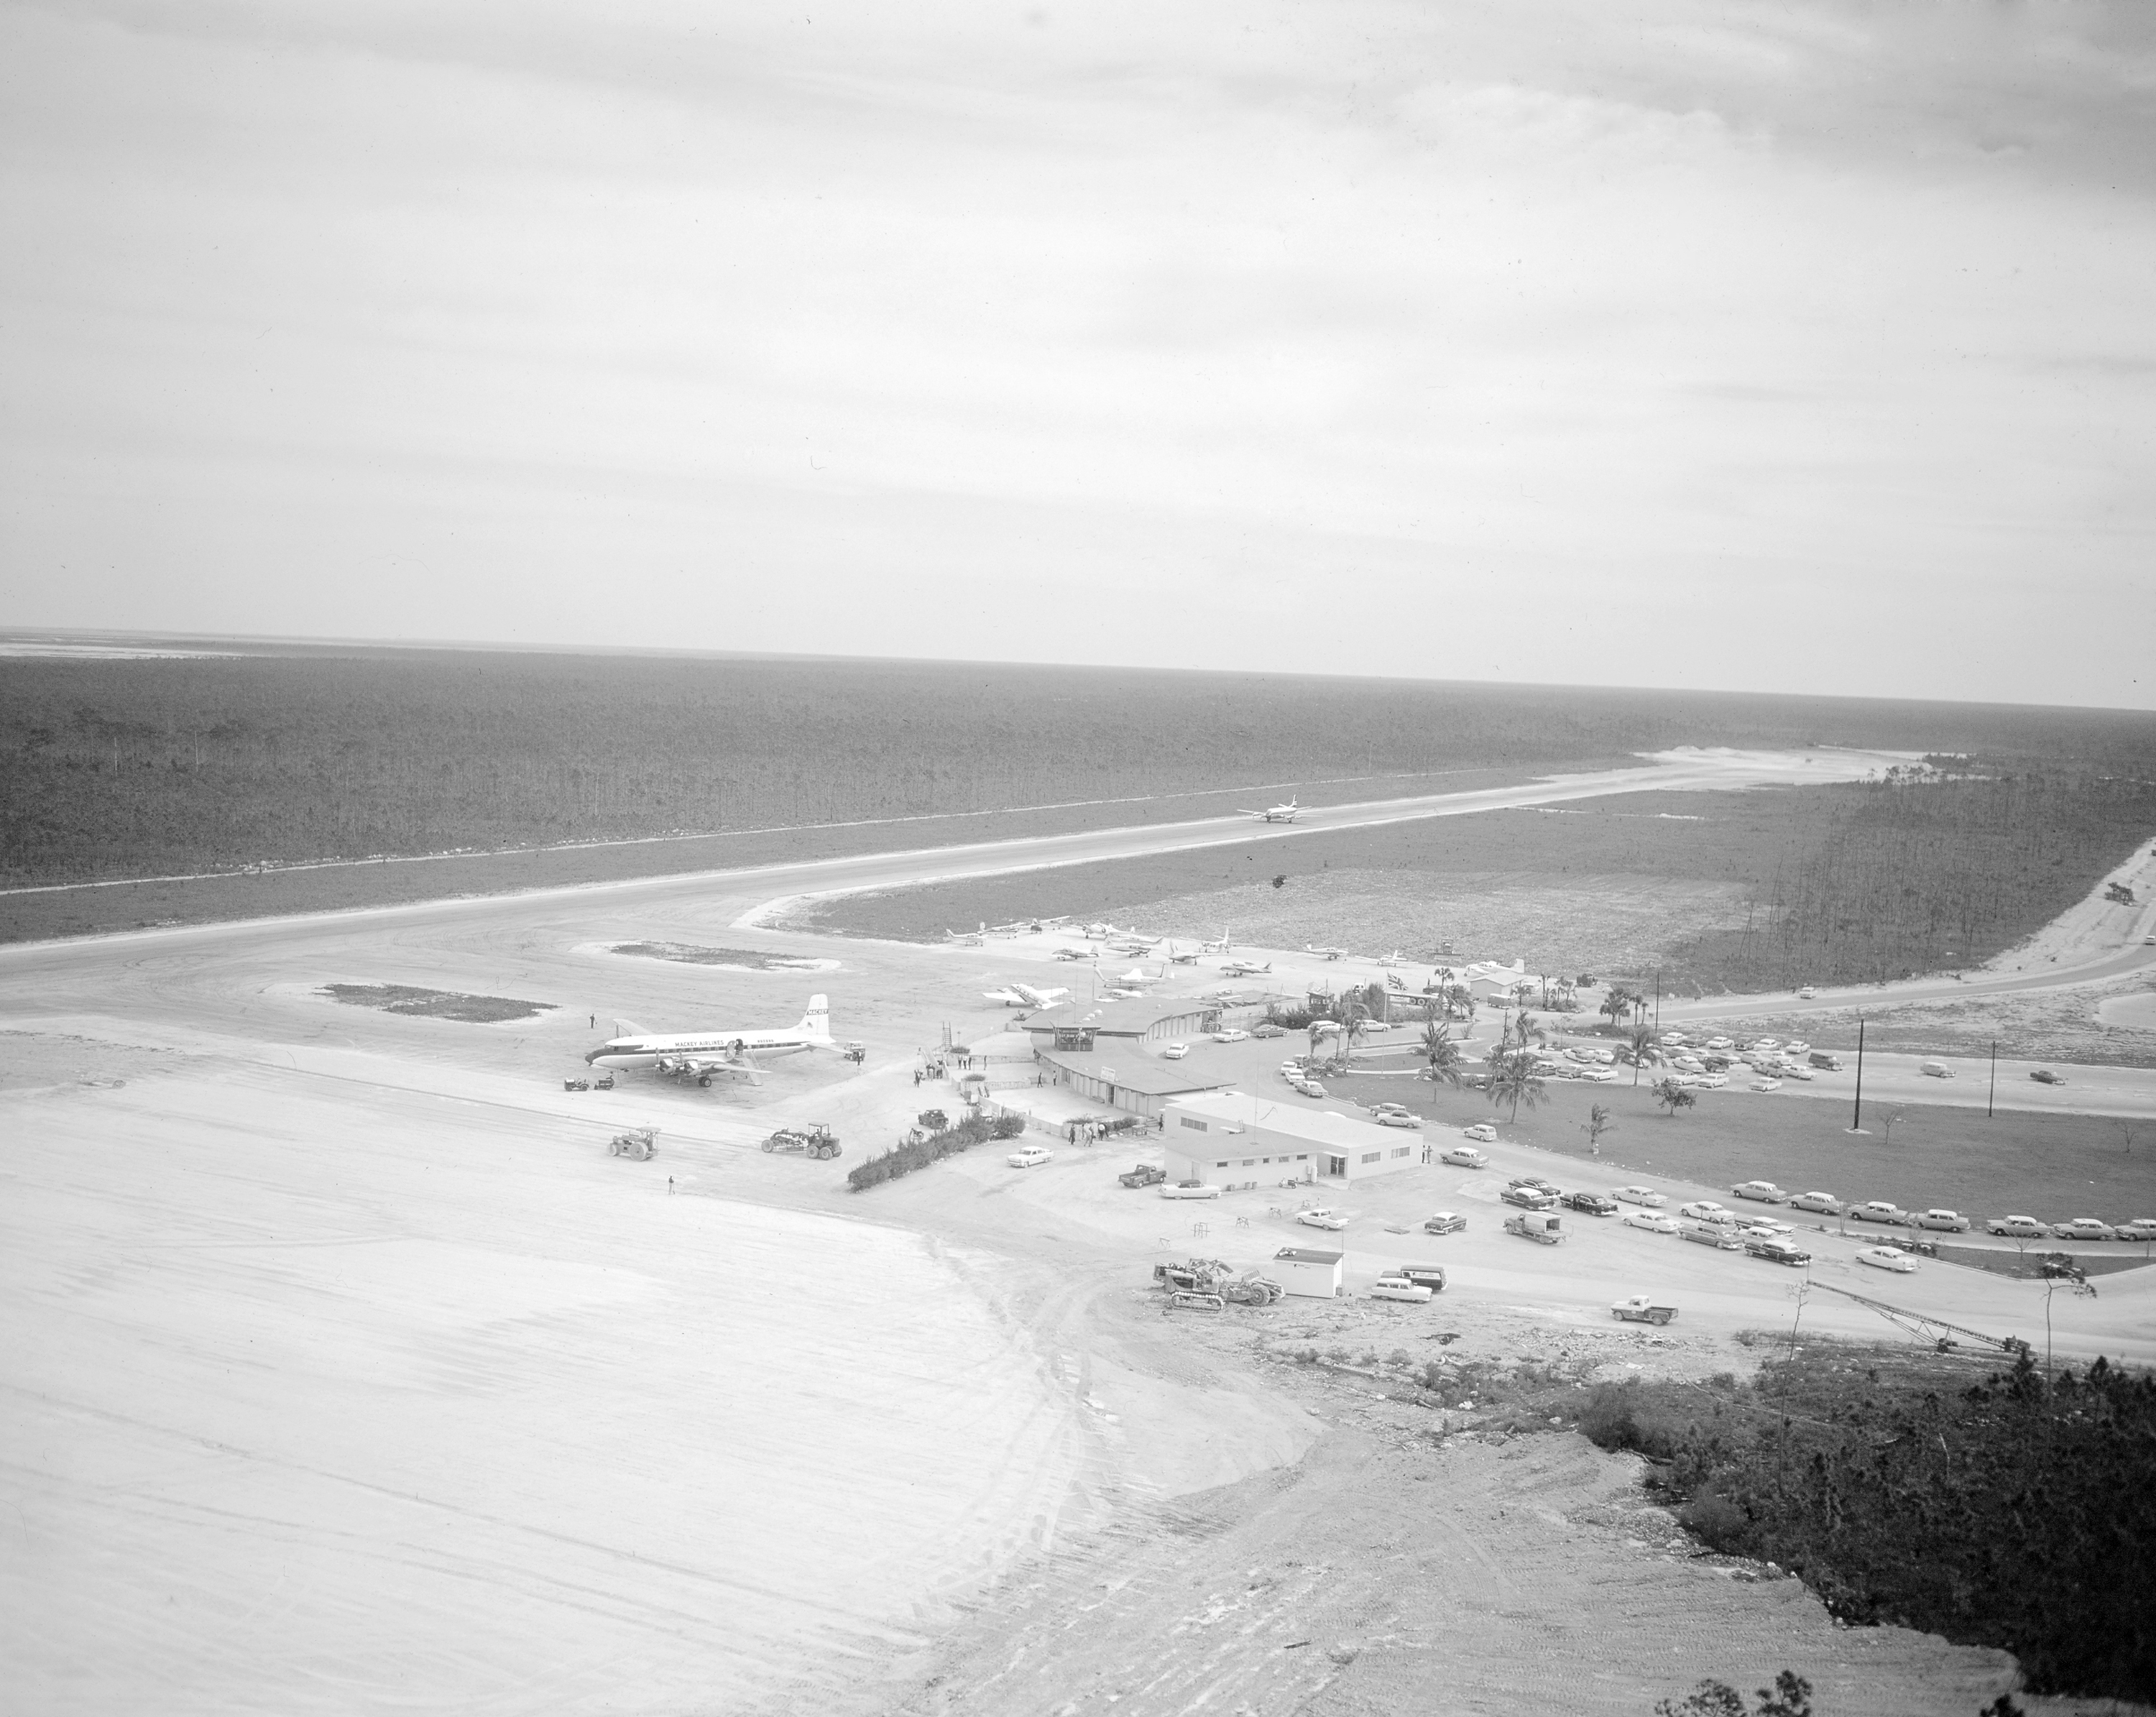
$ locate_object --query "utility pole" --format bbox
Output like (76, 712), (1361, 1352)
(1654, 967), (1662, 1031)
(1988, 1038), (1996, 1119)
(1850, 1014), (1866, 1133)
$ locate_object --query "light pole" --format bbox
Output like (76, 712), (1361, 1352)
(1848, 1013), (1866, 1134)
(1988, 1039), (1996, 1119)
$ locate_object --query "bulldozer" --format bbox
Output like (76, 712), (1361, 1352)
(763, 1123), (842, 1159)
(1152, 1257), (1284, 1306)
(607, 1127), (658, 1161)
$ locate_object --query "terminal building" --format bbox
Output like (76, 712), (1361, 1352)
(1031, 1046), (1230, 1123)
(1019, 998), (1220, 1052)
(1160, 1090), (1422, 1186)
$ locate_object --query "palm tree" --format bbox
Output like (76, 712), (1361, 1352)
(1420, 1021), (1466, 1090)
(1628, 1023), (1659, 1087)
(1600, 987), (1631, 1031)
(1486, 1049), (1547, 1122)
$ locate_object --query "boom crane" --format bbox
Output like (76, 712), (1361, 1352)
(1810, 1281), (2031, 1356)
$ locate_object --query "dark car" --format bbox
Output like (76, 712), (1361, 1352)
(1561, 1191), (1618, 1217)
(1396, 1264), (1449, 1293)
(2029, 1069), (2066, 1085)
(1744, 1239), (1813, 1267)
(1501, 1186), (1559, 1210)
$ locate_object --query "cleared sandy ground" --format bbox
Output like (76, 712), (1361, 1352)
(1, 752), (2147, 1716)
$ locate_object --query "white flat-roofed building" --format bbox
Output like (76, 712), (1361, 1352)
(1161, 1090), (1421, 1185)
(1271, 1246), (1344, 1299)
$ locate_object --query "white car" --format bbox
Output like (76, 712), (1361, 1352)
(1297, 1207), (1350, 1230)
(1368, 1275), (1434, 1304)
(1986, 1215), (2046, 1238)
(2114, 1218), (2156, 1243)
(1733, 1181), (1788, 1204)
(1623, 1210), (1681, 1235)
(1376, 1110), (1424, 1129)
(1461, 1123), (1498, 1143)
(1159, 1181), (1221, 1200)
(1705, 1037), (1733, 1051)
(1440, 1146), (1489, 1169)
(1211, 1028), (1250, 1043)
(1750, 1077), (1782, 1093)
(1796, 988), (1817, 999)
(1680, 1201), (1737, 1225)
(1784, 1041), (1811, 1056)
(1789, 1191), (1841, 1215)
(1007, 1147), (1054, 1169)
(1163, 1042), (1189, 1061)
(1692, 1072), (1728, 1089)
(1783, 1065), (1815, 1081)
(1295, 1081), (1327, 1098)
(1362, 1021), (1392, 1033)
(1615, 1186), (1667, 1207)
(1914, 1208), (1970, 1233)
(1751, 1037), (1781, 1051)
(1856, 1246), (1918, 1274)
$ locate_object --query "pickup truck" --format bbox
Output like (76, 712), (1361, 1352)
(1503, 1212), (1566, 1245)
(1610, 1295), (1677, 1325)
(1118, 1164), (1168, 1188)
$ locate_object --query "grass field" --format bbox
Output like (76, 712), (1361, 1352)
(1322, 1069), (2156, 1234)
(319, 983), (554, 1023)
(801, 779), (2156, 995)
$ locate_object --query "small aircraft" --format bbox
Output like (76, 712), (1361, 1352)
(982, 982), (1071, 1009)
(1112, 965), (1164, 987)
(1307, 944), (1348, 961)
(1104, 987), (1145, 1000)
(1203, 929), (1232, 952)
(1165, 942), (1200, 965)
(1051, 946), (1092, 962)
(944, 924), (986, 947)
(1238, 798), (1302, 823)
(586, 996), (838, 1087)
(1080, 922), (1115, 939)
(1377, 950), (1404, 967)
(1220, 958), (1272, 977)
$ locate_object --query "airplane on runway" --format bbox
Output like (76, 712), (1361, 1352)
(1238, 798), (1302, 823)
(1220, 958), (1272, 977)
(587, 995), (837, 1087)
(945, 924), (986, 947)
(1112, 965), (1165, 987)
(1378, 950), (1404, 967)
(1166, 943), (1199, 965)
(983, 982), (1072, 1008)
(1307, 944), (1348, 961)
(1203, 929), (1232, 952)
(1052, 946), (1092, 961)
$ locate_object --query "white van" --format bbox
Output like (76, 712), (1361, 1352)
(1918, 1059), (1953, 1079)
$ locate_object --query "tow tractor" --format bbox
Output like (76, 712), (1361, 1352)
(763, 1123), (842, 1159)
(608, 1127), (658, 1161)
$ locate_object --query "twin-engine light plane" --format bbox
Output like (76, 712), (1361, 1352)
(588, 995), (838, 1087)
(1238, 798), (1302, 823)
(1220, 957), (1272, 977)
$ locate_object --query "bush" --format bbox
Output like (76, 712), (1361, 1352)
(847, 1112), (1004, 1192)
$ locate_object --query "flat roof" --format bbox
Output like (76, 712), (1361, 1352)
(1034, 1045), (1230, 1097)
(1164, 1089), (1399, 1151)
(1021, 998), (1216, 1035)
(1273, 1246), (1343, 1264)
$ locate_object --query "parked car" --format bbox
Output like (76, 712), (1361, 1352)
(1162, 1042), (1189, 1061)
(1461, 1123), (1498, 1143)
(1733, 1181), (1789, 1204)
(1295, 1081), (1327, 1098)
(2051, 1218), (2116, 1242)
(1369, 1275), (1434, 1304)
(1705, 1037), (1733, 1051)
(1679, 1200), (1735, 1223)
(1914, 1209), (1971, 1233)
(1783, 1065), (1815, 1081)
(2028, 1069), (2065, 1085)
(1784, 1041), (1811, 1055)
(1986, 1215), (2047, 1238)
(1422, 1211), (1468, 1235)
(1615, 1185), (1667, 1208)
(1562, 1191), (1618, 1216)
(1440, 1146), (1489, 1169)
(1789, 1191), (1843, 1215)
(1251, 1023), (1286, 1039)
(1160, 1180), (1221, 1200)
(1851, 1201), (1911, 1226)
(1856, 1246), (1919, 1273)
(1395, 1264), (1449, 1292)
(1008, 1146), (1055, 1169)
(1211, 1028), (1250, 1043)
(1117, 1163), (1168, 1189)
(1508, 1175), (1558, 1192)
(1749, 1078), (1782, 1092)
(1745, 1238), (1813, 1267)
(1738, 1219), (1795, 1237)
(1297, 1207), (1351, 1230)
(1501, 1185), (1560, 1210)
(1750, 1037), (1781, 1051)
(1376, 1110), (1424, 1129)
(1919, 1059), (1953, 1079)
(2115, 1218), (2156, 1243)
(1623, 1210), (1681, 1235)
(1692, 1072), (1728, 1089)
(1680, 1224), (1744, 1251)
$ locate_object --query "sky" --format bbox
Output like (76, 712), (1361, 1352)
(1, 1), (2152, 707)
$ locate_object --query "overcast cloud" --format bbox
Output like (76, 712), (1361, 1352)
(1, 1), (2152, 705)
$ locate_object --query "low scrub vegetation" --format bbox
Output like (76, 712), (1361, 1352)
(845, 1109), (1026, 1191)
(318, 982), (552, 1023)
(1567, 1341), (2156, 1703)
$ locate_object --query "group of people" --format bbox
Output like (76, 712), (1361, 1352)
(912, 1051), (980, 1087)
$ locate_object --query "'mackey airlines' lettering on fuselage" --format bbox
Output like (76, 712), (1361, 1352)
(585, 995), (832, 1069)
